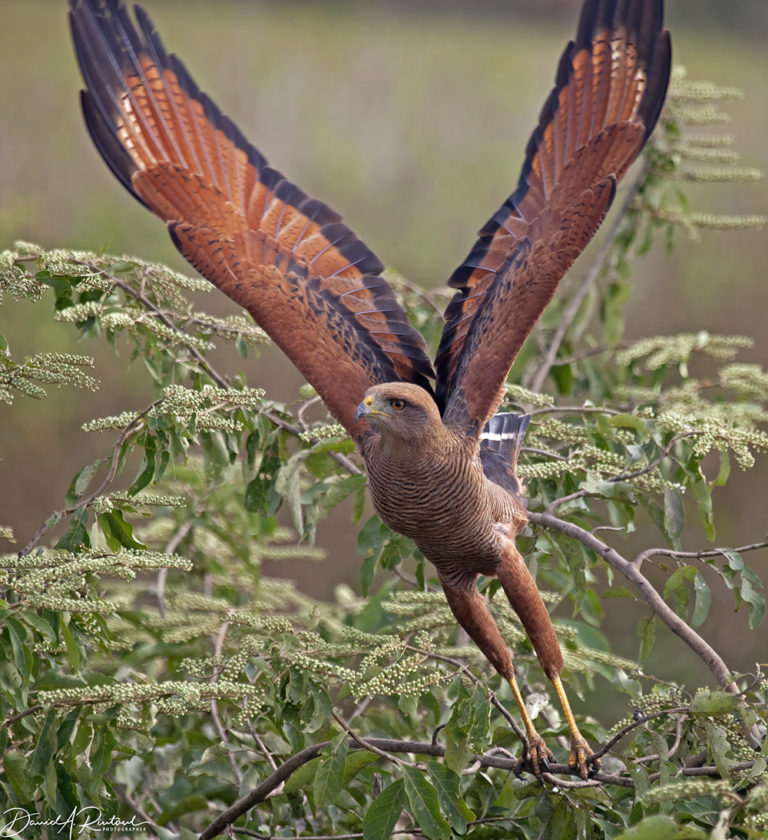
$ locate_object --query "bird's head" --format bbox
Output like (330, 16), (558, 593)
(355, 383), (441, 442)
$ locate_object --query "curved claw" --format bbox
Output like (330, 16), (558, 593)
(525, 733), (556, 777)
(568, 735), (601, 780)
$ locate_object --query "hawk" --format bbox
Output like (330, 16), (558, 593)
(69, 0), (671, 777)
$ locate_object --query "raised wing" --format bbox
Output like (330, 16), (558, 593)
(436, 0), (671, 435)
(69, 0), (434, 439)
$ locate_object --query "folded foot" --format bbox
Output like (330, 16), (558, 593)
(524, 732), (556, 777)
(569, 733), (601, 780)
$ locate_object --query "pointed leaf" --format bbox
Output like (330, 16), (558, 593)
(663, 488), (684, 548)
(313, 733), (348, 807)
(363, 779), (406, 840)
(691, 571), (711, 628)
(637, 614), (656, 660)
(403, 766), (451, 840)
(66, 460), (102, 506)
(29, 707), (59, 779)
(691, 477), (716, 542)
(425, 762), (475, 833)
(691, 690), (739, 716)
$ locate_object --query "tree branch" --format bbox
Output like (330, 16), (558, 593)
(199, 727), (765, 840)
(528, 511), (741, 694)
(634, 542), (768, 569)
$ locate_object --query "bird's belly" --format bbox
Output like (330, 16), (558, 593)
(367, 466), (499, 569)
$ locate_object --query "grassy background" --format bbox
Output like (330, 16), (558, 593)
(1, 1), (766, 700)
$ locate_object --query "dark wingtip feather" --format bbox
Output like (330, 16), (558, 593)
(639, 29), (672, 142)
(80, 89), (148, 208)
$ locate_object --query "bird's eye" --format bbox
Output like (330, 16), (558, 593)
(390, 398), (406, 411)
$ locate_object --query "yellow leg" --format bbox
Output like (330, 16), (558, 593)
(507, 674), (554, 776)
(551, 673), (601, 779)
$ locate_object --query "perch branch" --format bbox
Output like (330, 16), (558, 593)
(529, 511), (740, 694)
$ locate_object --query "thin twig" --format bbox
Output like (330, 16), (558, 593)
(20, 399), (163, 557)
(198, 737), (633, 840)
(404, 643), (527, 743)
(210, 622), (243, 785)
(591, 706), (691, 761)
(331, 710), (414, 767)
(157, 519), (194, 618)
(634, 542), (768, 570)
(608, 430), (702, 483)
(0, 704), (43, 729)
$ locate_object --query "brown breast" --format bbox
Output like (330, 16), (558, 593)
(362, 425), (522, 578)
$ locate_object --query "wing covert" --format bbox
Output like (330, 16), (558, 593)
(69, 0), (435, 439)
(436, 0), (671, 435)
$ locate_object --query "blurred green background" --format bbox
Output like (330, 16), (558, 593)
(1, 1), (766, 697)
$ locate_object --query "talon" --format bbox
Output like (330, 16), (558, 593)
(568, 734), (600, 780)
(524, 733), (555, 777)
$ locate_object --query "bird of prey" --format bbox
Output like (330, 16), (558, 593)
(69, 0), (670, 778)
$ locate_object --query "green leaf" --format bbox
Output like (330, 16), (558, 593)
(690, 690), (740, 716)
(359, 550), (377, 597)
(275, 454), (305, 534)
(403, 766), (451, 840)
(444, 682), (473, 774)
(608, 413), (648, 432)
(6, 617), (32, 679)
(690, 571), (711, 628)
(158, 795), (210, 826)
(66, 460), (102, 507)
(130, 435), (156, 495)
(98, 510), (146, 551)
(615, 814), (707, 839)
(663, 488), (684, 549)
(703, 721), (737, 778)
(637, 614), (656, 660)
(425, 762), (475, 833)
(691, 477), (716, 542)
(283, 756), (320, 795)
(711, 451), (731, 487)
(29, 706), (59, 779)
(740, 569), (765, 629)
(60, 617), (82, 671)
(663, 566), (696, 619)
(551, 362), (573, 394)
(604, 586), (633, 599)
(313, 732), (348, 808)
(363, 779), (406, 840)
(305, 683), (332, 733)
(3, 750), (37, 800)
(91, 727), (117, 781)
(342, 750), (379, 784)
(55, 508), (90, 552)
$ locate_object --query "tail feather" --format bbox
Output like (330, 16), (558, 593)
(480, 412), (531, 495)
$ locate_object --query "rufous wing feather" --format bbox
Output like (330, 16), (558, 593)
(69, 0), (435, 439)
(436, 0), (671, 434)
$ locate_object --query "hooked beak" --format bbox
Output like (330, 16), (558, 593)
(355, 394), (387, 423)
